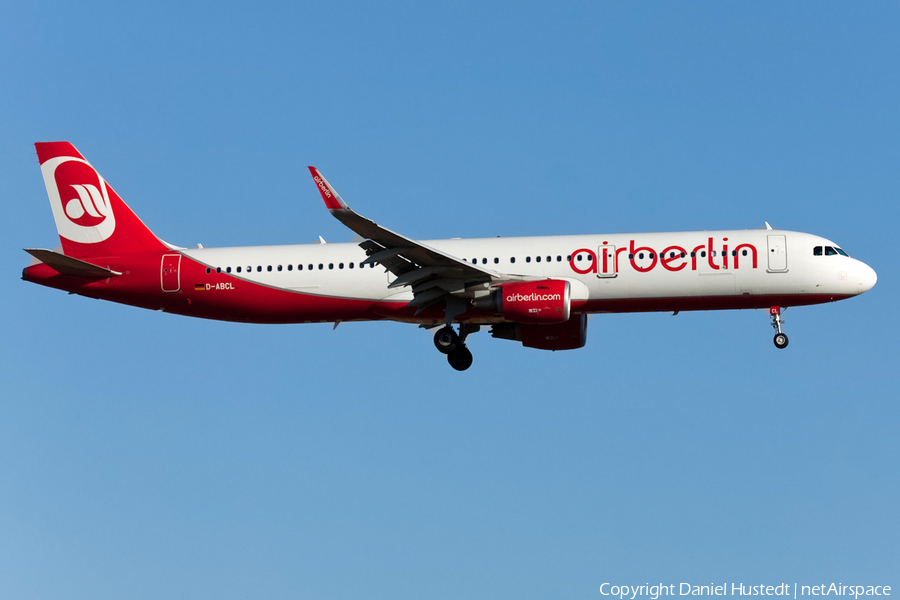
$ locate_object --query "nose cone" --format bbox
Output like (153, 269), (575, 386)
(857, 262), (877, 294)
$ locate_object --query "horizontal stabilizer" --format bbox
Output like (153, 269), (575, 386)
(24, 248), (122, 278)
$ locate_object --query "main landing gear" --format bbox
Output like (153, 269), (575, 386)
(770, 306), (789, 349)
(433, 324), (479, 371)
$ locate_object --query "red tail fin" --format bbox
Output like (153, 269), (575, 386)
(36, 142), (168, 259)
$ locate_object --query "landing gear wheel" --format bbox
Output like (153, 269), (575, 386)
(433, 326), (459, 354)
(769, 306), (789, 349)
(774, 333), (789, 349)
(447, 346), (473, 371)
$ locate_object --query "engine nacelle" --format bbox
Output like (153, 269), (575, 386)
(478, 279), (571, 324)
(491, 313), (588, 351)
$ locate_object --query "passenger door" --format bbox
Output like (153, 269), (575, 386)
(161, 254), (182, 292)
(767, 235), (788, 272)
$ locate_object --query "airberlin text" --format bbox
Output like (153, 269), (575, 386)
(571, 237), (758, 275)
(599, 584), (890, 600)
(313, 176), (332, 198)
(506, 292), (562, 303)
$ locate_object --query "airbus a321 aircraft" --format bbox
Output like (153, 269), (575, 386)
(24, 142), (877, 371)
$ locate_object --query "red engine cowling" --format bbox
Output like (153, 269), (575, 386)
(491, 313), (588, 351)
(496, 279), (571, 324)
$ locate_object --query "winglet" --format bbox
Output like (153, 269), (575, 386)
(308, 167), (349, 210)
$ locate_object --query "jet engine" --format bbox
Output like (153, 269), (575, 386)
(490, 313), (588, 351)
(474, 279), (571, 324)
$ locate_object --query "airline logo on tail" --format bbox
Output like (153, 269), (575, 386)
(41, 156), (116, 244)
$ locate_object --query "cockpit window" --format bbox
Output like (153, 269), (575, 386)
(825, 246), (838, 256)
(835, 247), (849, 257)
(813, 246), (823, 256)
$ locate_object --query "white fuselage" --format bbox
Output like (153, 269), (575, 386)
(181, 228), (876, 322)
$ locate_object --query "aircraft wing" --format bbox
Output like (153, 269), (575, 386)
(308, 167), (515, 313)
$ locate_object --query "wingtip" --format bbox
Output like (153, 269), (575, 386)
(308, 166), (346, 210)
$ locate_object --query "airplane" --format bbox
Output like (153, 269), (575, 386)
(23, 142), (877, 371)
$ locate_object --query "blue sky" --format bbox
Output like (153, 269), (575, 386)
(1, 2), (898, 598)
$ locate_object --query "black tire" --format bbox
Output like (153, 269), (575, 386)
(434, 326), (459, 354)
(447, 346), (473, 371)
(774, 333), (789, 349)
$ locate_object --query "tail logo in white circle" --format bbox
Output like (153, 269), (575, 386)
(65, 184), (108, 220)
(41, 156), (116, 244)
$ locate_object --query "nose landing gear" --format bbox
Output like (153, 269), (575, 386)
(770, 306), (789, 349)
(433, 324), (479, 371)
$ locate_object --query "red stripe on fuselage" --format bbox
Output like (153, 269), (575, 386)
(579, 294), (852, 313)
(22, 251), (852, 325)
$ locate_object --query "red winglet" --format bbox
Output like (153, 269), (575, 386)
(308, 166), (347, 210)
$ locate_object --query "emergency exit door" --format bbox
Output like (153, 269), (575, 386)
(598, 245), (617, 277)
(161, 254), (182, 292)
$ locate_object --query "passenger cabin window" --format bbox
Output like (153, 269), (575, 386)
(226, 267), (232, 273)
(278, 265), (282, 271)
(349, 262), (354, 269)
(494, 258), (499, 264)
(526, 257), (532, 263)
(267, 266), (272, 272)
(510, 257), (516, 263)
(536, 256), (541, 262)
(257, 266), (262, 272)
(237, 266), (242, 273)
(205, 268), (210, 274)
(216, 267), (221, 273)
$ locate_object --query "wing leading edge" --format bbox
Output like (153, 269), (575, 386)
(307, 167), (519, 315)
